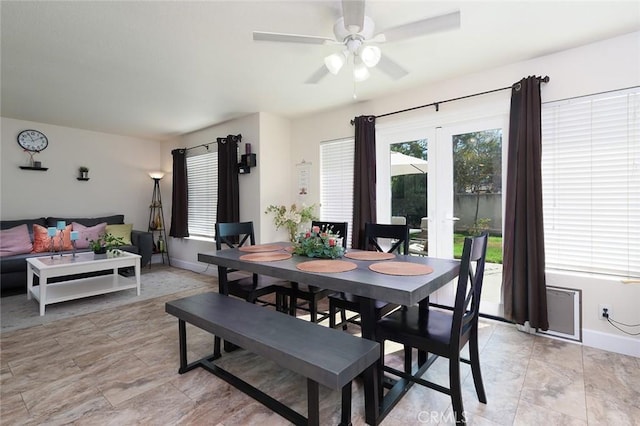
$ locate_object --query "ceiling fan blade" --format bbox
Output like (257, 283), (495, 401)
(305, 66), (330, 84)
(376, 55), (409, 80)
(342, 0), (365, 32)
(379, 10), (460, 43)
(253, 31), (335, 45)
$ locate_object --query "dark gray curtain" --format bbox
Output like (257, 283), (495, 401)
(217, 134), (240, 224)
(169, 149), (189, 237)
(352, 115), (377, 249)
(502, 76), (548, 330)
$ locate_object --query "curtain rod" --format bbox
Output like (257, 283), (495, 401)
(350, 76), (550, 125)
(185, 134), (242, 152)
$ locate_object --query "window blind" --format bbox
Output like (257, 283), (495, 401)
(541, 87), (640, 278)
(186, 152), (218, 238)
(320, 139), (354, 247)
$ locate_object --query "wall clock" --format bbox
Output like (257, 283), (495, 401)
(17, 129), (48, 152)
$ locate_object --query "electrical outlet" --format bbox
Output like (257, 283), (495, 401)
(598, 304), (612, 320)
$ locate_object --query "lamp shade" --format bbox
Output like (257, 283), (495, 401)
(149, 172), (165, 180)
(353, 59), (370, 82)
(324, 51), (347, 75)
(360, 45), (381, 67)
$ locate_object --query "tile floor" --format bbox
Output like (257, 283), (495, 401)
(1, 267), (638, 425)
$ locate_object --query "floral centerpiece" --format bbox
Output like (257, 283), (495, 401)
(265, 203), (318, 243)
(292, 224), (344, 259)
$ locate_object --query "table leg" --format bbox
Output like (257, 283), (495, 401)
(359, 297), (380, 425)
(178, 319), (188, 373)
(26, 264), (34, 300)
(135, 258), (141, 296)
(217, 266), (237, 352)
(39, 272), (47, 316)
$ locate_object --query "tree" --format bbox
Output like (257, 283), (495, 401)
(452, 130), (502, 228)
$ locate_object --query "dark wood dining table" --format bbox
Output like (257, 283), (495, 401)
(198, 242), (460, 425)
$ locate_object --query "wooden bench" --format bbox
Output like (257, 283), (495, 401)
(165, 292), (380, 426)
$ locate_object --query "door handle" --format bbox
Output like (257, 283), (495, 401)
(444, 216), (460, 221)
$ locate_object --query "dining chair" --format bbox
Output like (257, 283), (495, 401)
(328, 222), (409, 330)
(215, 221), (288, 310)
(288, 221), (348, 323)
(375, 233), (488, 424)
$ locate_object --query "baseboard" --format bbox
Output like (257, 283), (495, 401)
(168, 258), (217, 277)
(582, 328), (640, 357)
(518, 322), (639, 358)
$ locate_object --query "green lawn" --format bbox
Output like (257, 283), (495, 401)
(454, 233), (503, 264)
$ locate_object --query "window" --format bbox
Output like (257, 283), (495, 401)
(320, 138), (354, 246)
(542, 87), (640, 278)
(186, 151), (218, 238)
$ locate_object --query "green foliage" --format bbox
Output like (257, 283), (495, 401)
(88, 232), (125, 254)
(265, 203), (318, 242)
(468, 218), (491, 236)
(292, 225), (344, 259)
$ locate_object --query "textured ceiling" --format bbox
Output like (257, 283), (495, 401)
(2, 1), (639, 140)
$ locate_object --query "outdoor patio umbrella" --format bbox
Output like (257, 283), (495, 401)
(390, 151), (428, 176)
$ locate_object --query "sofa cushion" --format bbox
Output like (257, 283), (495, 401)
(72, 222), (107, 249)
(0, 224), (33, 257)
(105, 224), (133, 245)
(0, 217), (47, 242)
(32, 224), (74, 253)
(47, 215), (124, 227)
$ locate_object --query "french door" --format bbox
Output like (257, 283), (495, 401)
(378, 116), (507, 315)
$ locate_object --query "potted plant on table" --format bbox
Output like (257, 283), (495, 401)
(293, 224), (345, 259)
(88, 232), (126, 259)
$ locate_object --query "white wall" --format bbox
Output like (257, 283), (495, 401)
(289, 32), (640, 356)
(1, 117), (160, 230)
(258, 112), (292, 243)
(163, 112), (292, 272)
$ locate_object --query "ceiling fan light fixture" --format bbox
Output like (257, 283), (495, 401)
(324, 51), (347, 75)
(353, 60), (370, 82)
(360, 45), (381, 67)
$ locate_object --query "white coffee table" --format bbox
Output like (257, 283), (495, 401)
(26, 250), (141, 316)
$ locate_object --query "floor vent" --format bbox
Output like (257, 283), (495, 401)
(538, 286), (582, 341)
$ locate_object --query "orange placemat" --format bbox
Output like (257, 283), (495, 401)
(296, 260), (357, 273)
(369, 261), (434, 276)
(239, 252), (292, 262)
(344, 251), (395, 261)
(238, 244), (283, 253)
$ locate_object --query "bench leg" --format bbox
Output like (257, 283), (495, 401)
(340, 381), (353, 426)
(178, 320), (188, 373)
(307, 379), (320, 426)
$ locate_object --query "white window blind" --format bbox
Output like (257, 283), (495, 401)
(320, 139), (354, 247)
(186, 152), (218, 238)
(542, 87), (640, 278)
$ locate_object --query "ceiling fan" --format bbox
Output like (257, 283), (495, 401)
(252, 0), (460, 84)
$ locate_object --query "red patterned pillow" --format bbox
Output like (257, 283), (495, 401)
(33, 224), (73, 253)
(0, 224), (33, 257)
(72, 222), (107, 249)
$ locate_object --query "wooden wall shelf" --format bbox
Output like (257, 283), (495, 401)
(19, 166), (48, 171)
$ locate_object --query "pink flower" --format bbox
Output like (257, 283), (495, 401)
(305, 232), (311, 238)
(329, 238), (336, 247)
(312, 226), (320, 234)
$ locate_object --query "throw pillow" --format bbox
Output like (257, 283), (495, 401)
(105, 223), (133, 245)
(0, 224), (33, 257)
(72, 222), (107, 249)
(32, 224), (73, 253)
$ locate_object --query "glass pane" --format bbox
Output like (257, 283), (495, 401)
(452, 129), (503, 313)
(390, 139), (428, 254)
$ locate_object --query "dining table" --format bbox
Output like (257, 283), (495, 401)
(198, 242), (460, 425)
